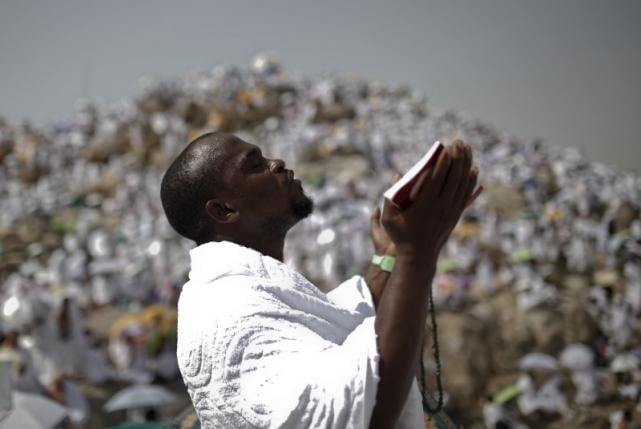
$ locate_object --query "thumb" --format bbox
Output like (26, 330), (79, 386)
(371, 206), (381, 227)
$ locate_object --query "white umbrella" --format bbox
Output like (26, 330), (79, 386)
(1, 409), (47, 429)
(610, 353), (640, 373)
(0, 392), (68, 429)
(519, 352), (558, 371)
(104, 384), (177, 412)
(559, 343), (594, 371)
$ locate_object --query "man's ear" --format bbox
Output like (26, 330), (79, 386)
(205, 199), (239, 224)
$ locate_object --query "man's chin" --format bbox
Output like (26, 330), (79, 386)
(291, 195), (314, 221)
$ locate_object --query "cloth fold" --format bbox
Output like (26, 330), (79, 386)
(178, 240), (423, 428)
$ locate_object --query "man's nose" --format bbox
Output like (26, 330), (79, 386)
(269, 158), (286, 173)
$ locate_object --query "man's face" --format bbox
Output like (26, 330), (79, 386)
(219, 136), (313, 230)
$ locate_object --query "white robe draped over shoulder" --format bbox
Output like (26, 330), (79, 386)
(177, 240), (424, 428)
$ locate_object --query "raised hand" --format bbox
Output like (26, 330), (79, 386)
(380, 140), (478, 260)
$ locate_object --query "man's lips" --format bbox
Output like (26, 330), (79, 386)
(284, 170), (303, 191)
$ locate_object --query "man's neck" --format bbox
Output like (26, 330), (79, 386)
(252, 236), (285, 262)
(214, 233), (286, 262)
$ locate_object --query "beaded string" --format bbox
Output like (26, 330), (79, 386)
(420, 282), (444, 414)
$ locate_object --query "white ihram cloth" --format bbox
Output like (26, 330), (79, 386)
(177, 240), (424, 428)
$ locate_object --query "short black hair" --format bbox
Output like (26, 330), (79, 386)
(160, 132), (225, 244)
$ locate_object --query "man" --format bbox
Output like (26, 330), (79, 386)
(160, 132), (477, 428)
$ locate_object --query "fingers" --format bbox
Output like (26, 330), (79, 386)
(409, 169), (430, 202)
(461, 165), (479, 208)
(431, 149), (452, 196)
(467, 184), (484, 207)
(409, 148), (451, 206)
(452, 145), (474, 209)
(453, 146), (472, 204)
(440, 141), (467, 208)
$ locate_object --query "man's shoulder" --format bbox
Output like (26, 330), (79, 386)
(177, 275), (285, 318)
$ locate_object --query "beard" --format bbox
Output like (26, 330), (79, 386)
(291, 192), (314, 221)
(260, 193), (314, 237)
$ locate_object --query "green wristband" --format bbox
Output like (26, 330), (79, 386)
(372, 254), (396, 272)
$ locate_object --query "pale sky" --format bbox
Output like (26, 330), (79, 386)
(1, 0), (640, 172)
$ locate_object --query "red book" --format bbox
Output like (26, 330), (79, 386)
(383, 140), (483, 210)
(384, 141), (444, 210)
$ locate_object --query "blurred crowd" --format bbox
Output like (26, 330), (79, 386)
(0, 53), (640, 428)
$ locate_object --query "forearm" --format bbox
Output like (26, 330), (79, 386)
(364, 265), (388, 311)
(369, 251), (436, 429)
(364, 244), (395, 311)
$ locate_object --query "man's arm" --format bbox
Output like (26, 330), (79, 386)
(364, 243), (393, 311)
(369, 251), (434, 429)
(369, 141), (477, 428)
(365, 205), (395, 311)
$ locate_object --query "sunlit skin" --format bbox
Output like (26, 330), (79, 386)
(200, 134), (313, 262)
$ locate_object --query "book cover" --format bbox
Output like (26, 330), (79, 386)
(384, 141), (444, 210)
(383, 141), (483, 211)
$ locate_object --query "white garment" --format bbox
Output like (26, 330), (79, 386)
(33, 300), (88, 378)
(177, 240), (424, 429)
(64, 380), (90, 428)
(84, 347), (117, 384)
